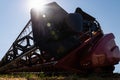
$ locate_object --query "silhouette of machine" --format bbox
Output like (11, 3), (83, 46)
(0, 2), (120, 74)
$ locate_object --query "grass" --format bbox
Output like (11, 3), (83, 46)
(0, 72), (120, 80)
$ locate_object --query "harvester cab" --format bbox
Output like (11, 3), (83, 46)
(31, 2), (102, 60)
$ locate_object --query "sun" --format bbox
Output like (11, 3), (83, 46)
(28, 0), (48, 10)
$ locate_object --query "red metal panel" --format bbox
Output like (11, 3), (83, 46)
(92, 33), (120, 67)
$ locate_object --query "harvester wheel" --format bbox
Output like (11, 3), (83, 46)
(94, 65), (115, 75)
(102, 65), (115, 74)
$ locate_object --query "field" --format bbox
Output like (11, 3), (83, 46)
(0, 73), (120, 80)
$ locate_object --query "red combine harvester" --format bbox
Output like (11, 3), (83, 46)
(0, 2), (120, 74)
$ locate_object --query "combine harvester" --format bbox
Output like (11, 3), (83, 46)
(0, 2), (120, 74)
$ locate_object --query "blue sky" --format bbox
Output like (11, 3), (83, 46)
(0, 0), (120, 72)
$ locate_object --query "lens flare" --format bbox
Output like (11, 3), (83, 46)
(28, 0), (47, 10)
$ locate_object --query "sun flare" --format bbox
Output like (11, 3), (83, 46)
(28, 0), (48, 10)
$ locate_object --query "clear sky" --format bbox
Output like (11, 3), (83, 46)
(0, 0), (120, 72)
